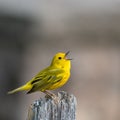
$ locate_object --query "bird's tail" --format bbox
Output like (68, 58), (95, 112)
(8, 84), (32, 94)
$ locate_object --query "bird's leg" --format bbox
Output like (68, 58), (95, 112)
(44, 90), (56, 97)
(43, 90), (60, 104)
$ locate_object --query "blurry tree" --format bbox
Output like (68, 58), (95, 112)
(0, 13), (33, 120)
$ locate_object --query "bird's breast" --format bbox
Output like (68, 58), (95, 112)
(48, 71), (70, 90)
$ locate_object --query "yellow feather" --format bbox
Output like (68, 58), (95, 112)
(8, 52), (71, 94)
(8, 83), (32, 94)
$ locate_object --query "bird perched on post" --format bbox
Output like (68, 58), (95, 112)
(8, 51), (71, 102)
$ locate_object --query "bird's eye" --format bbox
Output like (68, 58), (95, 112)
(58, 57), (62, 60)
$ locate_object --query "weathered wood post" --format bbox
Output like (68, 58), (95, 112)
(27, 91), (77, 120)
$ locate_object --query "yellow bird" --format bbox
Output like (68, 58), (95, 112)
(8, 51), (71, 101)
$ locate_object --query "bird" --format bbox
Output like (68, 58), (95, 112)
(8, 51), (71, 102)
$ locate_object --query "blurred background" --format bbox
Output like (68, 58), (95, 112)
(0, 0), (120, 120)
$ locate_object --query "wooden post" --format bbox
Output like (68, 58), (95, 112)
(27, 91), (77, 120)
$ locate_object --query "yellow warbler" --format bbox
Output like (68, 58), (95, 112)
(8, 51), (71, 100)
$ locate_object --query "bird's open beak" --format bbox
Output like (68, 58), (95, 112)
(65, 51), (72, 60)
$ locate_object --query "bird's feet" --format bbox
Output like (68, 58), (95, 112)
(44, 90), (60, 104)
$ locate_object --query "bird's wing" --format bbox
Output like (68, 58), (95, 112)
(27, 68), (64, 93)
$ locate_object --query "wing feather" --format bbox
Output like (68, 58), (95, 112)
(27, 68), (64, 93)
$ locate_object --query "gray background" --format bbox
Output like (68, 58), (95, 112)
(0, 0), (120, 120)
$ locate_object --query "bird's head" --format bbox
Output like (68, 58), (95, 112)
(50, 51), (71, 70)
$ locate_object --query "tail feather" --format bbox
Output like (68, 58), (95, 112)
(8, 87), (23, 94)
(8, 84), (32, 94)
